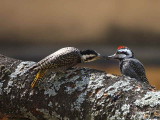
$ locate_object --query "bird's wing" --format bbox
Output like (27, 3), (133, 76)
(128, 59), (149, 83)
(121, 61), (139, 80)
(36, 50), (81, 71)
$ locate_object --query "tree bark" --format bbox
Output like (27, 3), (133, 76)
(0, 54), (159, 120)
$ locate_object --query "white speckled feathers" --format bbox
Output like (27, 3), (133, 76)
(120, 58), (149, 83)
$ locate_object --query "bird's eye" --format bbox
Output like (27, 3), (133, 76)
(116, 51), (121, 54)
(117, 51), (129, 55)
(121, 52), (129, 55)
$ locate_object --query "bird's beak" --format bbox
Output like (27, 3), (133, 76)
(108, 53), (118, 59)
(100, 56), (110, 60)
(96, 54), (103, 60)
(97, 53), (110, 59)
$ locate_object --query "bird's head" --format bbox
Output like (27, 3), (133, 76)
(80, 49), (102, 62)
(108, 46), (134, 60)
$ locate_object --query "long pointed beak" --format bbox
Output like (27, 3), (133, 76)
(108, 54), (117, 59)
(96, 54), (103, 59)
(95, 53), (108, 60)
(100, 56), (110, 60)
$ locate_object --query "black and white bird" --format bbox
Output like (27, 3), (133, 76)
(29, 47), (102, 88)
(108, 46), (149, 84)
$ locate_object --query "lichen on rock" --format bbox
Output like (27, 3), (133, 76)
(0, 55), (160, 120)
(134, 91), (160, 107)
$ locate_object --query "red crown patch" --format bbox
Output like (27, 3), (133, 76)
(117, 46), (127, 50)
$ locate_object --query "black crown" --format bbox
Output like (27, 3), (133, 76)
(80, 49), (98, 56)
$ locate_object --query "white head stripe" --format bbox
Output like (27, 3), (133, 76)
(118, 48), (133, 58)
(82, 54), (96, 60)
(119, 49), (131, 53)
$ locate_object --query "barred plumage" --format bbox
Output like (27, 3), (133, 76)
(29, 47), (101, 88)
(30, 47), (81, 72)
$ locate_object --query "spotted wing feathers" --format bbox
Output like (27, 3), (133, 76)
(121, 58), (149, 83)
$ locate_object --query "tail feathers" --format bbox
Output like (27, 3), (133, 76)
(31, 69), (47, 88)
(142, 76), (149, 84)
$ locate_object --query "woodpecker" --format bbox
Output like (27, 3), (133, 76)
(28, 47), (102, 88)
(108, 46), (149, 84)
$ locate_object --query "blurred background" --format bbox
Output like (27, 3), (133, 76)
(0, 0), (159, 89)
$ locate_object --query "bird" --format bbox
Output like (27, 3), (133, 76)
(108, 46), (149, 84)
(28, 47), (102, 88)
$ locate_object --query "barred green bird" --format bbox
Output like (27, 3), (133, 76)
(28, 47), (102, 88)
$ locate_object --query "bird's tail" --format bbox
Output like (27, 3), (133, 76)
(143, 76), (149, 84)
(31, 69), (47, 88)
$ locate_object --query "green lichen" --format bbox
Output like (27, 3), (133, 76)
(121, 104), (130, 116)
(44, 70), (80, 96)
(134, 91), (160, 107)
(10, 61), (35, 78)
(64, 75), (84, 95)
(105, 80), (133, 96)
(131, 111), (146, 120)
(109, 109), (121, 120)
(3, 80), (13, 94)
(72, 91), (87, 111)
(44, 86), (58, 97)
(88, 73), (106, 90)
